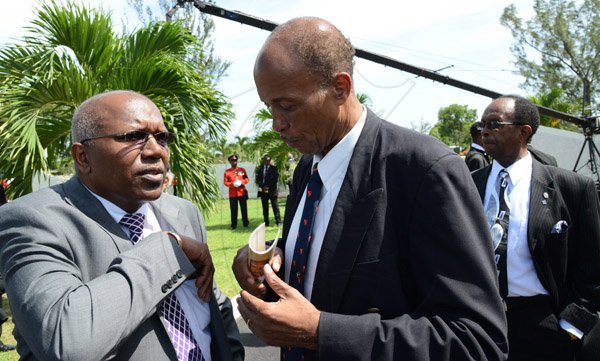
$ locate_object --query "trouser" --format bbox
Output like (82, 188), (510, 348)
(260, 195), (281, 226)
(505, 295), (576, 361)
(229, 196), (249, 228)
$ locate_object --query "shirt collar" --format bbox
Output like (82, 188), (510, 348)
(490, 151), (532, 187)
(313, 106), (367, 190)
(471, 143), (485, 152)
(86, 187), (150, 224)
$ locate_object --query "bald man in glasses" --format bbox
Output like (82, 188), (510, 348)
(0, 90), (243, 361)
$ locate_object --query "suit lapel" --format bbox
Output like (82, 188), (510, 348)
(150, 196), (189, 235)
(311, 110), (383, 311)
(472, 166), (492, 201)
(62, 176), (132, 252)
(528, 160), (555, 251)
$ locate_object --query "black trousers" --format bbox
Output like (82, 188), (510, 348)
(505, 295), (576, 361)
(260, 195), (281, 226)
(229, 196), (249, 228)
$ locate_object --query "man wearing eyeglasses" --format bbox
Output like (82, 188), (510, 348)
(472, 95), (600, 361)
(0, 90), (243, 361)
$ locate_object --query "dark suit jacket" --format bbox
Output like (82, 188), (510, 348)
(275, 109), (508, 360)
(256, 164), (279, 197)
(465, 147), (490, 171)
(0, 176), (243, 361)
(472, 160), (600, 356)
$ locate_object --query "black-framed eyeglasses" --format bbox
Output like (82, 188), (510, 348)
(80, 131), (176, 147)
(481, 120), (525, 130)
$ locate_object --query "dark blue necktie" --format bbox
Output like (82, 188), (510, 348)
(283, 163), (322, 361)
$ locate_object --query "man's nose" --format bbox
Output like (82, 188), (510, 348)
(141, 135), (168, 156)
(272, 116), (289, 132)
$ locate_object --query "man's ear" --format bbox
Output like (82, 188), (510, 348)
(521, 124), (534, 143)
(71, 143), (90, 174)
(332, 72), (352, 100)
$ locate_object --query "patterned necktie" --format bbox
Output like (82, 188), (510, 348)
(119, 213), (145, 244)
(494, 169), (510, 298)
(161, 295), (205, 361)
(119, 213), (204, 361)
(283, 163), (323, 361)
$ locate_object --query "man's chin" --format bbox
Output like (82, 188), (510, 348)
(139, 184), (164, 200)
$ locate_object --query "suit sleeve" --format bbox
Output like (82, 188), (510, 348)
(0, 202), (195, 361)
(317, 153), (508, 361)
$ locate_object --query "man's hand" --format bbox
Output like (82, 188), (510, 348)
(179, 235), (214, 303)
(237, 264), (320, 349)
(232, 245), (282, 297)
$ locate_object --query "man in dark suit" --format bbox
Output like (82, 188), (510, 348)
(472, 95), (600, 361)
(465, 121), (490, 171)
(256, 155), (281, 227)
(0, 91), (243, 361)
(232, 16), (508, 361)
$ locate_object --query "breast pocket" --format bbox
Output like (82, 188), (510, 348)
(330, 259), (381, 314)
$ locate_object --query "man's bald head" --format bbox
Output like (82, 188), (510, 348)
(71, 90), (157, 143)
(255, 16), (355, 87)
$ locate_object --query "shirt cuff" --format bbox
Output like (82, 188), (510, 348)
(560, 319), (584, 339)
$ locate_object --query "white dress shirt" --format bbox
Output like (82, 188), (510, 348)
(92, 193), (213, 360)
(284, 106), (367, 301)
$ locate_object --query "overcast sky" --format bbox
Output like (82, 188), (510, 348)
(1, 0), (536, 138)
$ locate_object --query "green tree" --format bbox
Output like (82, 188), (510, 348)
(430, 104), (477, 149)
(0, 0), (232, 211)
(126, 0), (230, 85)
(529, 88), (579, 130)
(501, 0), (600, 116)
(249, 108), (300, 187)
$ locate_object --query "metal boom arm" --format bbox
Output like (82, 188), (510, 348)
(175, 0), (586, 126)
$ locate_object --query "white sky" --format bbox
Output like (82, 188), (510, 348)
(0, 0), (536, 138)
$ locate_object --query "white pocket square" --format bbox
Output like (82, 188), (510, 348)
(551, 220), (569, 234)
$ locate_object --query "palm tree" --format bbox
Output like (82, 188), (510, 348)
(0, 0), (232, 211)
(529, 89), (579, 131)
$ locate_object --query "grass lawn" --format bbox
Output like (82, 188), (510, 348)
(205, 197), (285, 297)
(0, 197), (285, 360)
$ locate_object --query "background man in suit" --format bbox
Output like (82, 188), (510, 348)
(465, 121), (490, 171)
(232, 16), (508, 361)
(472, 95), (600, 361)
(255, 154), (281, 227)
(0, 90), (243, 361)
(224, 154), (250, 229)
